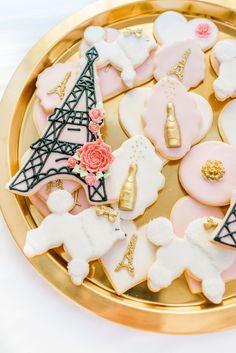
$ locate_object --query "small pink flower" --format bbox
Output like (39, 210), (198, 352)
(89, 121), (100, 134)
(77, 138), (114, 174)
(89, 107), (104, 123)
(85, 173), (97, 186)
(67, 157), (78, 169)
(195, 23), (212, 38)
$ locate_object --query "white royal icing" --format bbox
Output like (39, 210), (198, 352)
(212, 40), (236, 100)
(119, 87), (212, 145)
(24, 190), (126, 286)
(101, 221), (156, 294)
(147, 217), (236, 304)
(219, 99), (236, 146)
(83, 26), (156, 87)
(109, 135), (165, 220)
(154, 11), (218, 51)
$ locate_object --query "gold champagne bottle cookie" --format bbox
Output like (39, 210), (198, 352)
(119, 162), (138, 211)
(165, 102), (181, 148)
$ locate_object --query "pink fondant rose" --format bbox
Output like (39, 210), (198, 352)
(195, 23), (212, 38)
(77, 138), (114, 173)
(89, 107), (104, 123)
(85, 173), (97, 186)
(89, 121), (100, 134)
(67, 157), (78, 168)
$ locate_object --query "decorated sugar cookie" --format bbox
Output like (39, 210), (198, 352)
(154, 39), (205, 90)
(24, 190), (126, 285)
(108, 135), (165, 220)
(36, 60), (84, 113)
(179, 141), (236, 206)
(143, 77), (202, 160)
(80, 26), (156, 96)
(211, 40), (236, 100)
(218, 99), (236, 146)
(101, 221), (156, 294)
(119, 87), (212, 145)
(154, 11), (218, 51)
(147, 217), (236, 304)
(7, 48), (115, 205)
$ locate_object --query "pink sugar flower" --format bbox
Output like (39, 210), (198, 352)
(89, 121), (100, 134)
(85, 173), (97, 186)
(67, 157), (78, 169)
(195, 23), (212, 38)
(89, 107), (104, 123)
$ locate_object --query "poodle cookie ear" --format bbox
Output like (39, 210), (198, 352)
(147, 217), (174, 246)
(47, 190), (74, 214)
(84, 26), (106, 44)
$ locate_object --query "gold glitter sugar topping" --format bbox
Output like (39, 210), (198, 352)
(201, 160), (225, 181)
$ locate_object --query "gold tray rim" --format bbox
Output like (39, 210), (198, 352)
(1, 0), (236, 333)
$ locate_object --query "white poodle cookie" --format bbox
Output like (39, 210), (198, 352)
(81, 26), (156, 88)
(108, 135), (165, 220)
(154, 11), (218, 51)
(101, 221), (156, 294)
(119, 87), (212, 145)
(143, 77), (202, 160)
(147, 217), (236, 304)
(154, 39), (205, 90)
(24, 190), (126, 285)
(218, 99), (236, 146)
(211, 40), (236, 101)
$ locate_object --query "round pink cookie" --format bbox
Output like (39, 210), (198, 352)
(179, 141), (236, 206)
(80, 27), (156, 99)
(170, 196), (236, 295)
(171, 196), (224, 237)
(143, 77), (202, 160)
(154, 39), (205, 90)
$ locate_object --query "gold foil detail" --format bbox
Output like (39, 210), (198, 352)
(96, 205), (118, 223)
(47, 71), (72, 100)
(204, 217), (219, 230)
(123, 27), (143, 38)
(46, 179), (64, 193)
(165, 102), (181, 148)
(168, 48), (191, 81)
(115, 234), (138, 276)
(119, 163), (138, 211)
(201, 160), (225, 181)
(105, 64), (111, 72)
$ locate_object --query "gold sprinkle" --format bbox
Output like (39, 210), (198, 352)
(201, 160), (225, 181)
(168, 48), (191, 81)
(115, 234), (138, 276)
(204, 217), (219, 230)
(46, 179), (64, 193)
(47, 71), (71, 100)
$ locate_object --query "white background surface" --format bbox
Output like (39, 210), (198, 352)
(1, 1), (236, 352)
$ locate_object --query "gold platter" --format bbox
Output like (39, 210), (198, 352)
(1, 0), (236, 333)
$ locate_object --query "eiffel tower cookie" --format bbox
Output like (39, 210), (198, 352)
(7, 47), (112, 204)
(154, 38), (205, 90)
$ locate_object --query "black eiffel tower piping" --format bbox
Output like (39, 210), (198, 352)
(8, 47), (108, 203)
(213, 201), (236, 249)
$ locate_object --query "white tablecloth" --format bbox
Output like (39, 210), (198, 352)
(1, 1), (236, 352)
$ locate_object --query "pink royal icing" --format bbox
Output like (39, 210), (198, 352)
(143, 77), (202, 160)
(154, 39), (205, 90)
(179, 141), (236, 206)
